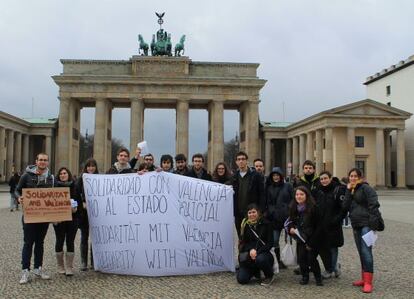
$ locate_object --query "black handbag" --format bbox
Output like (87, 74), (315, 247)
(370, 210), (385, 232)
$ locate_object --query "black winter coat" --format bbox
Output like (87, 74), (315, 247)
(55, 180), (82, 220)
(265, 181), (293, 230)
(8, 174), (20, 194)
(186, 168), (212, 181)
(239, 218), (274, 257)
(342, 182), (382, 230)
(232, 169), (265, 217)
(315, 178), (346, 248)
(75, 175), (89, 226)
(294, 174), (321, 198)
(106, 164), (134, 174)
(287, 205), (321, 249)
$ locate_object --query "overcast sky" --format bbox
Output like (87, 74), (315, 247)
(1, 0), (414, 162)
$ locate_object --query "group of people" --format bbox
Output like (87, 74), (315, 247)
(12, 148), (383, 294)
(234, 157), (384, 294)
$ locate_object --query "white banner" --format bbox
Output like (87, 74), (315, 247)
(83, 172), (235, 276)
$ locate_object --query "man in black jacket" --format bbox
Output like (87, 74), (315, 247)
(16, 153), (54, 284)
(185, 153), (212, 181)
(174, 153), (189, 175)
(232, 151), (265, 237)
(106, 147), (134, 174)
(294, 160), (320, 198)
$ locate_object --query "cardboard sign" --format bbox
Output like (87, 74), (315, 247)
(22, 187), (72, 223)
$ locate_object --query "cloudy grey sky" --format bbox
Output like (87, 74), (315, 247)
(1, 0), (414, 161)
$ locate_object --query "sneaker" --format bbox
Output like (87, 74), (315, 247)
(19, 269), (30, 284)
(321, 270), (332, 279)
(33, 267), (51, 280)
(261, 276), (274, 286)
(334, 263), (341, 278)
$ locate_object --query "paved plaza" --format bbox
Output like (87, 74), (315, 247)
(0, 184), (413, 299)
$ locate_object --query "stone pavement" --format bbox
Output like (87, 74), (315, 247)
(0, 184), (413, 298)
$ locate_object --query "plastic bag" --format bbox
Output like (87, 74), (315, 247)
(281, 242), (297, 266)
(270, 247), (279, 274)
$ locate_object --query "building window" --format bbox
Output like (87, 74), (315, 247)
(355, 160), (366, 177)
(355, 136), (364, 148)
(386, 85), (391, 96)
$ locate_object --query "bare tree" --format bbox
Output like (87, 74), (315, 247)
(79, 133), (125, 171)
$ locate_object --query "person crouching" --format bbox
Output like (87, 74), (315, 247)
(237, 204), (275, 286)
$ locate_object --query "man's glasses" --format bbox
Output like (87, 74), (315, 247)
(37, 159), (48, 162)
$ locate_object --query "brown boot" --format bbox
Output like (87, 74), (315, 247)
(65, 252), (75, 276)
(56, 252), (65, 274)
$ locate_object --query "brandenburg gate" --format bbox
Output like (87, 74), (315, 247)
(53, 56), (266, 173)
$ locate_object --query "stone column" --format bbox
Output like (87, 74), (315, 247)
(0, 127), (5, 181)
(239, 99), (260, 159)
(14, 132), (22, 173)
(292, 136), (299, 176)
(208, 100), (224, 171)
(6, 129), (14, 179)
(130, 97), (144, 153)
(57, 97), (71, 171)
(94, 98), (109, 172)
(325, 127), (333, 172)
(265, 137), (272, 174)
(315, 129), (323, 174)
(396, 129), (406, 188)
(306, 132), (313, 161)
(285, 138), (292, 175)
(22, 134), (29, 170)
(384, 130), (392, 187)
(45, 135), (52, 158)
(246, 100), (260, 160)
(375, 128), (385, 187)
(106, 101), (113, 170)
(347, 127), (355, 172)
(299, 134), (306, 170)
(176, 99), (189, 158)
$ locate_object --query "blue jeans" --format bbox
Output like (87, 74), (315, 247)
(353, 226), (374, 273)
(273, 229), (281, 248)
(10, 193), (17, 210)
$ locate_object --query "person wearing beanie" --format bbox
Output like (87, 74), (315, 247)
(264, 167), (293, 269)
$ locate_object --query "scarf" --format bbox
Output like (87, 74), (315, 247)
(240, 216), (261, 238)
(349, 179), (363, 194)
(114, 162), (131, 173)
(297, 203), (306, 213)
(58, 180), (73, 187)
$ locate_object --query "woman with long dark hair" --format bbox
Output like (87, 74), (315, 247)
(75, 158), (99, 271)
(287, 186), (323, 286)
(342, 168), (383, 293)
(54, 167), (81, 276)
